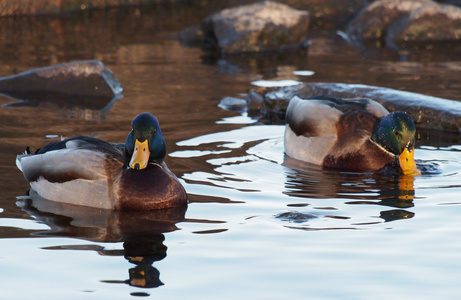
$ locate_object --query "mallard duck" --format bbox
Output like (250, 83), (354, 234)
(284, 95), (420, 175)
(16, 112), (187, 210)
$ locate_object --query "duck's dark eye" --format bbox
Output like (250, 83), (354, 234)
(393, 129), (400, 137)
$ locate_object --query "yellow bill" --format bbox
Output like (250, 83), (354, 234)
(129, 139), (150, 170)
(398, 147), (421, 176)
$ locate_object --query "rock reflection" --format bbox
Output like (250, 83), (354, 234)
(18, 193), (186, 289)
(283, 157), (416, 223)
(3, 92), (122, 121)
(202, 47), (309, 77)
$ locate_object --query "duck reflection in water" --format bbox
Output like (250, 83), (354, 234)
(18, 192), (186, 289)
(283, 157), (417, 224)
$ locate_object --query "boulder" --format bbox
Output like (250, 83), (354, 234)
(391, 3), (461, 43)
(179, 1), (310, 54)
(297, 83), (461, 132)
(0, 60), (121, 97)
(220, 82), (461, 133)
(1, 60), (123, 120)
(286, 0), (367, 26)
(346, 0), (461, 47)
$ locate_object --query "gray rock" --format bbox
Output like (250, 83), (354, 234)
(300, 82), (461, 132)
(275, 211), (317, 223)
(391, 3), (461, 43)
(346, 0), (461, 47)
(0, 60), (122, 97)
(218, 97), (248, 112)
(346, 0), (430, 41)
(226, 82), (461, 132)
(180, 1), (310, 54)
(1, 60), (123, 120)
(246, 91), (265, 113)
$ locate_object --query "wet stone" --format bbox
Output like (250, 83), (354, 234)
(0, 60), (123, 121)
(276, 211), (318, 223)
(224, 82), (461, 133)
(0, 60), (122, 97)
(218, 97), (247, 113)
(346, 0), (461, 47)
(246, 91), (265, 113)
(180, 1), (310, 54)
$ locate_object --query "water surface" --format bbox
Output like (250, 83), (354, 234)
(1, 4), (461, 300)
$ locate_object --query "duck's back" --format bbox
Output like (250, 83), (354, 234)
(284, 95), (391, 170)
(16, 137), (124, 209)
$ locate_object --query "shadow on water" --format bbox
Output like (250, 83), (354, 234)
(17, 193), (187, 290)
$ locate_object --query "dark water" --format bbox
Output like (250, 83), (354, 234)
(1, 3), (461, 299)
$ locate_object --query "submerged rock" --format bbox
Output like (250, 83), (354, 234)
(223, 82), (461, 133)
(275, 211), (317, 223)
(346, 0), (461, 47)
(179, 1), (310, 54)
(1, 60), (123, 120)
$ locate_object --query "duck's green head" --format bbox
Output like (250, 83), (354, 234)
(371, 111), (420, 175)
(125, 112), (166, 170)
